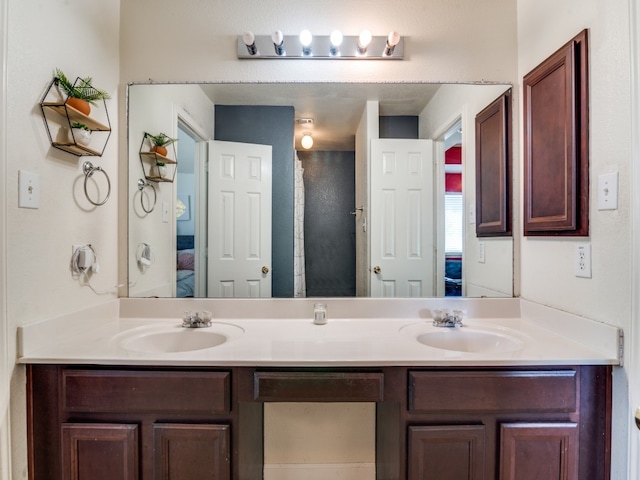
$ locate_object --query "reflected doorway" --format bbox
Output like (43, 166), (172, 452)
(176, 121), (206, 297)
(444, 122), (463, 296)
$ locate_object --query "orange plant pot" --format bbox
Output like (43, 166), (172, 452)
(151, 145), (168, 156)
(66, 97), (90, 115)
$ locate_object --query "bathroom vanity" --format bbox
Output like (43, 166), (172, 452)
(19, 298), (618, 480)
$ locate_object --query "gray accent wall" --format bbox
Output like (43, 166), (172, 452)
(214, 105), (295, 298)
(379, 116), (419, 139)
(297, 150), (356, 297)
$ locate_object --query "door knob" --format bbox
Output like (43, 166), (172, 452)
(262, 266), (269, 274)
(373, 266), (381, 274)
(635, 407), (640, 430)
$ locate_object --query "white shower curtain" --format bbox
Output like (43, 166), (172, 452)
(293, 153), (306, 297)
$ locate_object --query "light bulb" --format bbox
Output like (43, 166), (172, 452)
(384, 31), (401, 56)
(330, 30), (343, 47)
(271, 30), (285, 55)
(299, 29), (313, 47)
(329, 30), (343, 56)
(271, 30), (284, 45)
(242, 31), (257, 55)
(301, 133), (313, 149)
(357, 30), (372, 54)
(300, 29), (313, 56)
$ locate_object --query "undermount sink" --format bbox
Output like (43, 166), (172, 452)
(117, 323), (244, 354)
(416, 328), (523, 353)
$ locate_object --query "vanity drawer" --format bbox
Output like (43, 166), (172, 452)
(408, 369), (577, 414)
(254, 371), (384, 402)
(62, 369), (231, 414)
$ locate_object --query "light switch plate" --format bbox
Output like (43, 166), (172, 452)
(598, 172), (618, 210)
(18, 170), (40, 209)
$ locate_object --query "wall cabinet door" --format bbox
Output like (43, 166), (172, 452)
(154, 423), (230, 479)
(61, 423), (139, 480)
(499, 423), (578, 480)
(408, 425), (486, 480)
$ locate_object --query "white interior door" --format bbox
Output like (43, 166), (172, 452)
(208, 140), (272, 297)
(370, 139), (435, 297)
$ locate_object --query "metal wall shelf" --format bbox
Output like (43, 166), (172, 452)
(39, 77), (112, 157)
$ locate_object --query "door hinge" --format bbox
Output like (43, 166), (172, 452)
(618, 328), (624, 366)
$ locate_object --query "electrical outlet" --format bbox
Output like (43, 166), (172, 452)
(478, 241), (485, 263)
(162, 201), (170, 223)
(575, 243), (592, 278)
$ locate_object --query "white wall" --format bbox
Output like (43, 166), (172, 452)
(0, 0), (9, 476)
(6, 0), (121, 477)
(127, 84), (213, 297)
(419, 83), (515, 298)
(517, 1), (632, 478)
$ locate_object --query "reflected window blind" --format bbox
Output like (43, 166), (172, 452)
(445, 193), (463, 254)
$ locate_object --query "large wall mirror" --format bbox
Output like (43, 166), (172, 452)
(127, 82), (513, 299)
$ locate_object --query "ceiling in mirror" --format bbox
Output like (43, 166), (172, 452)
(198, 83), (442, 151)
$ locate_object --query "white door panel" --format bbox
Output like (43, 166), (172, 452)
(208, 140), (272, 297)
(370, 139), (435, 297)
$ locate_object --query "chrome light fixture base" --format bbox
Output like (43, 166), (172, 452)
(237, 34), (404, 60)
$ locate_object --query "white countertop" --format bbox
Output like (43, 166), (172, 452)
(17, 298), (621, 367)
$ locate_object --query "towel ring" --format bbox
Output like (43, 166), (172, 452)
(137, 179), (157, 213)
(82, 161), (111, 206)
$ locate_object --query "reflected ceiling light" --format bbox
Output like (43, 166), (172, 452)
(330, 30), (343, 56)
(301, 133), (314, 149)
(357, 30), (372, 54)
(271, 30), (285, 55)
(384, 31), (401, 56)
(242, 31), (258, 55)
(300, 29), (313, 55)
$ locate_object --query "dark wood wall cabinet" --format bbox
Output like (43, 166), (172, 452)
(475, 89), (512, 237)
(27, 364), (611, 480)
(523, 29), (589, 236)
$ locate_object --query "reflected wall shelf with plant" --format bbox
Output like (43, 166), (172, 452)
(40, 69), (111, 157)
(139, 132), (178, 182)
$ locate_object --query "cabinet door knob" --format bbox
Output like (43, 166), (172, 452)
(262, 266), (269, 274)
(373, 266), (381, 274)
(635, 407), (640, 430)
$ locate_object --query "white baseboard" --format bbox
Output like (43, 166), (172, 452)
(263, 463), (375, 480)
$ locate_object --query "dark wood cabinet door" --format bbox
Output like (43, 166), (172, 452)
(61, 423), (139, 480)
(523, 30), (589, 236)
(153, 423), (230, 480)
(408, 425), (485, 480)
(499, 423), (578, 480)
(475, 89), (512, 237)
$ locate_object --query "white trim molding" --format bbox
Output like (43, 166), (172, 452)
(0, 0), (10, 476)
(629, 0), (640, 478)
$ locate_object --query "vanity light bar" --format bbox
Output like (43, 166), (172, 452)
(237, 32), (404, 60)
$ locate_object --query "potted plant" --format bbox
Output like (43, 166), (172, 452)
(145, 132), (177, 157)
(153, 161), (167, 178)
(68, 122), (91, 146)
(55, 68), (111, 116)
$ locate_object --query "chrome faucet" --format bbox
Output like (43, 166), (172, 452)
(432, 309), (463, 328)
(182, 310), (212, 328)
